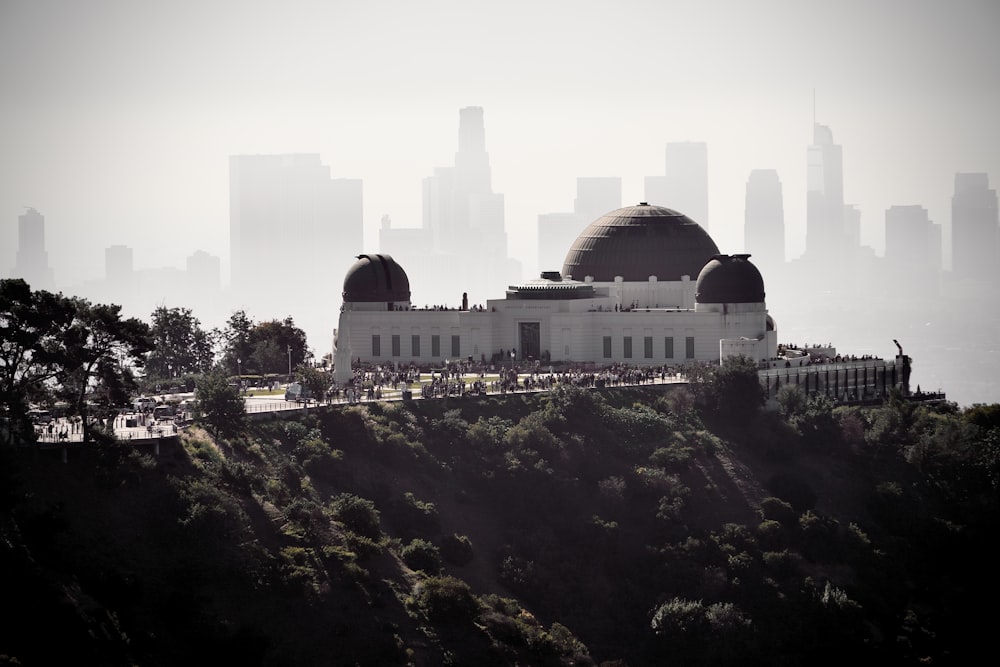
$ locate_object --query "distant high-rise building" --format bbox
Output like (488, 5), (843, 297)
(884, 205), (942, 293)
(951, 172), (999, 283)
(230, 153), (362, 345)
(538, 212), (583, 274)
(11, 207), (54, 291)
(664, 141), (708, 229)
(574, 177), (622, 224)
(743, 169), (785, 271)
(412, 106), (520, 304)
(186, 250), (221, 293)
(423, 107), (506, 256)
(105, 244), (134, 284)
(537, 177), (621, 274)
(230, 153), (362, 295)
(805, 123), (846, 260)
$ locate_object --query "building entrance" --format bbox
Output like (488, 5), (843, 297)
(519, 322), (540, 361)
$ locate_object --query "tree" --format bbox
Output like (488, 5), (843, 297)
(219, 309), (255, 376)
(696, 355), (765, 429)
(249, 317), (310, 376)
(193, 371), (246, 438)
(56, 298), (152, 442)
(145, 306), (215, 380)
(219, 312), (310, 377)
(296, 365), (330, 403)
(0, 279), (76, 445)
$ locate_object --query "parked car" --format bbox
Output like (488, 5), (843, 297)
(284, 382), (313, 403)
(28, 409), (53, 425)
(133, 397), (157, 412)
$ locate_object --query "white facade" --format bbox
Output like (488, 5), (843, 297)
(334, 272), (775, 382)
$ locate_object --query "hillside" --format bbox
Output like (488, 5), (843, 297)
(2, 385), (998, 666)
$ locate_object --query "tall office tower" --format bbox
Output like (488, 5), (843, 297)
(420, 107), (520, 304)
(664, 141), (708, 229)
(230, 154), (363, 345)
(105, 244), (134, 284)
(423, 107), (506, 255)
(743, 169), (785, 272)
(951, 172), (999, 283)
(186, 250), (221, 293)
(805, 123), (846, 261)
(538, 212), (583, 274)
(884, 205), (942, 293)
(11, 207), (55, 291)
(537, 177), (621, 276)
(102, 244), (137, 313)
(574, 177), (622, 224)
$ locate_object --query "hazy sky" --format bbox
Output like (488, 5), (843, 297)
(2, 0), (999, 290)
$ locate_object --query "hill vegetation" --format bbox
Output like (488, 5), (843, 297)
(3, 377), (999, 666)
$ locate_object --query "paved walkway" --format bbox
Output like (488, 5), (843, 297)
(32, 371), (689, 446)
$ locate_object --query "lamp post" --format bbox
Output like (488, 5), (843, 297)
(287, 345), (292, 379)
(237, 358), (242, 394)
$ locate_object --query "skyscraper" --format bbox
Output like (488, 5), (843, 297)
(951, 172), (998, 283)
(574, 177), (622, 224)
(230, 154), (362, 345)
(416, 106), (520, 304)
(11, 207), (54, 291)
(805, 123), (846, 260)
(537, 176), (622, 273)
(884, 205), (941, 293)
(743, 169), (785, 272)
(665, 141), (708, 229)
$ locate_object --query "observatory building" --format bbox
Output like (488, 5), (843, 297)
(333, 203), (777, 383)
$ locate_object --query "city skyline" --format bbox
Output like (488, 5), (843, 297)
(2, 0), (999, 407)
(3, 1), (998, 286)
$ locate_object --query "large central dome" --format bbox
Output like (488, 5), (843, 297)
(561, 203), (720, 282)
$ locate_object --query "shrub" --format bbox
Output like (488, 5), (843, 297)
(440, 533), (474, 566)
(401, 538), (442, 574)
(760, 497), (796, 530)
(387, 492), (440, 538)
(766, 473), (817, 512)
(649, 444), (696, 470)
(330, 493), (382, 538)
(414, 575), (480, 622)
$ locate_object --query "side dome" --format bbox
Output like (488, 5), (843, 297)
(695, 254), (765, 303)
(561, 203), (720, 282)
(342, 254), (411, 303)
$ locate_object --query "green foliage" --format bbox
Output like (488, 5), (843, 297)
(386, 491), (440, 539)
(760, 496), (798, 527)
(295, 364), (330, 403)
(766, 472), (817, 512)
(330, 493), (381, 538)
(400, 538), (442, 574)
(650, 597), (706, 636)
(964, 403), (1000, 431)
(414, 575), (480, 623)
(694, 355), (765, 429)
(0, 281), (151, 443)
(440, 533), (474, 566)
(194, 371), (247, 438)
(221, 315), (311, 376)
(146, 306), (215, 380)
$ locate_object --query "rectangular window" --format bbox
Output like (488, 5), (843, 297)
(685, 336), (695, 359)
(644, 336), (653, 359)
(623, 336), (633, 359)
(664, 336), (674, 359)
(451, 334), (460, 357)
(372, 334), (381, 357)
(391, 334), (401, 357)
(411, 335), (420, 357)
(603, 336), (612, 359)
(431, 335), (440, 358)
